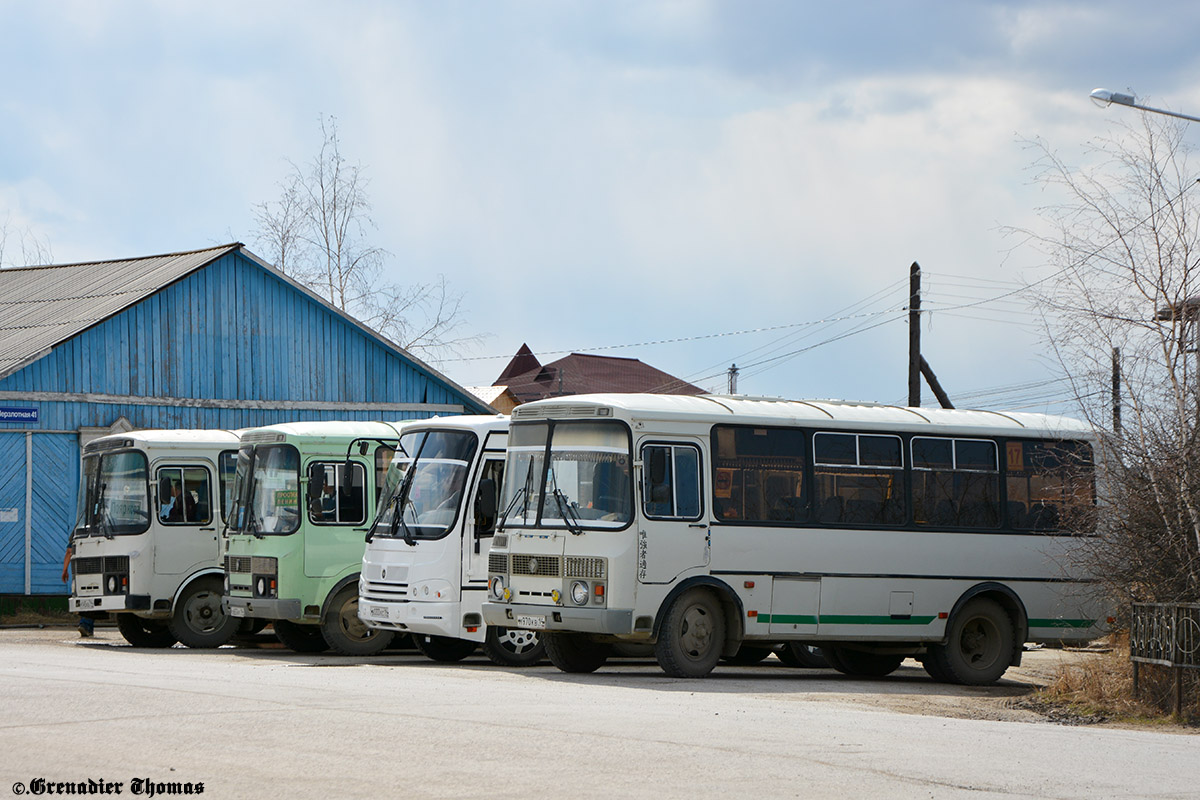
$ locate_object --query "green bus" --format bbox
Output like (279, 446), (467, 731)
(224, 420), (404, 655)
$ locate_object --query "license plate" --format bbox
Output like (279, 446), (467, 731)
(516, 614), (546, 630)
(229, 606), (246, 618)
(369, 605), (388, 619)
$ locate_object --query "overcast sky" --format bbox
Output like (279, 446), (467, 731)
(4, 1), (1199, 412)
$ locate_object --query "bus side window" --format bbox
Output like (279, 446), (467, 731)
(1005, 440), (1095, 532)
(712, 426), (805, 524)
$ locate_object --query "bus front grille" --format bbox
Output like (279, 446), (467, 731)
(511, 554), (562, 577)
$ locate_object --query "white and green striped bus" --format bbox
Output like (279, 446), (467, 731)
(482, 394), (1106, 683)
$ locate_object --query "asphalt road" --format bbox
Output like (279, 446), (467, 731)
(0, 628), (1196, 799)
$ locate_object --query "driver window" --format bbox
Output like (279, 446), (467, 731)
(642, 444), (702, 521)
(157, 466), (212, 525)
(308, 462), (366, 525)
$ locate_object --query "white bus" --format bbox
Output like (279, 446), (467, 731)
(482, 394), (1105, 683)
(70, 429), (243, 648)
(359, 415), (545, 666)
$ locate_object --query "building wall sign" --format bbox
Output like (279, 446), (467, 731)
(0, 407), (37, 423)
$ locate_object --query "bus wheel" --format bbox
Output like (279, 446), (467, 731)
(169, 578), (239, 649)
(321, 587), (394, 656)
(776, 642), (829, 669)
(822, 646), (904, 677)
(544, 632), (611, 673)
(654, 588), (726, 678)
(723, 643), (774, 665)
(236, 618), (270, 636)
(413, 634), (477, 662)
(273, 619), (330, 653)
(116, 614), (178, 648)
(482, 626), (545, 666)
(926, 597), (1014, 685)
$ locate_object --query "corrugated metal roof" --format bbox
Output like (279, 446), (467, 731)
(0, 243), (239, 380)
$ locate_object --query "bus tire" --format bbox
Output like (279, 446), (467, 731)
(236, 618), (270, 636)
(723, 643), (774, 665)
(413, 634), (477, 662)
(822, 646), (904, 677)
(273, 619), (330, 653)
(544, 632), (611, 673)
(920, 654), (953, 683)
(116, 614), (178, 648)
(776, 642), (829, 669)
(320, 587), (393, 656)
(654, 588), (726, 678)
(482, 626), (545, 666)
(926, 597), (1014, 685)
(168, 577), (239, 649)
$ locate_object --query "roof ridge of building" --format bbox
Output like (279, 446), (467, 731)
(2, 242), (241, 272)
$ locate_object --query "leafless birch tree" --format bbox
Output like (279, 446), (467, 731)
(1017, 115), (1200, 602)
(252, 115), (479, 361)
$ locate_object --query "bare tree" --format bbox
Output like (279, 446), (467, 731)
(1015, 114), (1200, 602)
(252, 115), (480, 361)
(0, 214), (53, 268)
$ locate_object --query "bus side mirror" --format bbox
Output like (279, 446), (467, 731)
(648, 448), (668, 485)
(476, 478), (498, 520)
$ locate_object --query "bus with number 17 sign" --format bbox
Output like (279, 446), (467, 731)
(483, 393), (1105, 683)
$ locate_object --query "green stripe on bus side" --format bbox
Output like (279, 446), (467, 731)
(1028, 618), (1096, 629)
(755, 614), (936, 626)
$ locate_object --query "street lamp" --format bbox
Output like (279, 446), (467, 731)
(1090, 88), (1200, 124)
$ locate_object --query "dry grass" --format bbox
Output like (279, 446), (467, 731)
(1030, 634), (1199, 726)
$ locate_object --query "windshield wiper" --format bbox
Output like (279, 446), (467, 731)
(247, 510), (264, 539)
(549, 469), (584, 536)
(497, 459), (538, 532)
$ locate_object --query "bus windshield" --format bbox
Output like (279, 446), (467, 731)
(372, 430), (478, 541)
(499, 420), (632, 531)
(238, 444), (301, 535)
(75, 451), (151, 537)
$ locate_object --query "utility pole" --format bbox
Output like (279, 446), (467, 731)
(908, 261), (954, 409)
(727, 364), (739, 395)
(908, 262), (921, 407)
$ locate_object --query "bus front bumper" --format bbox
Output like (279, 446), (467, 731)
(71, 594), (151, 612)
(358, 598), (468, 638)
(224, 595), (302, 620)
(483, 601), (633, 635)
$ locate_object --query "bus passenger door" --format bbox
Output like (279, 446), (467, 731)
(463, 455), (505, 586)
(768, 577), (820, 636)
(637, 440), (709, 585)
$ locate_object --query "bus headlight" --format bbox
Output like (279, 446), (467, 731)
(489, 576), (506, 600)
(252, 556), (278, 599)
(570, 580), (589, 606)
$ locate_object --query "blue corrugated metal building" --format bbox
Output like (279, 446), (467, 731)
(0, 243), (490, 595)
